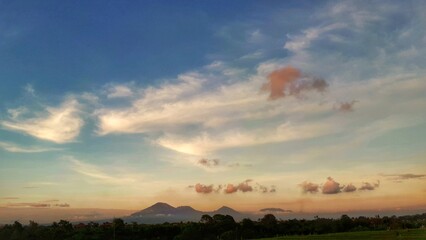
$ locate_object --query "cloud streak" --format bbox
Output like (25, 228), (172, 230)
(68, 157), (137, 185)
(1, 99), (84, 143)
(0, 141), (61, 153)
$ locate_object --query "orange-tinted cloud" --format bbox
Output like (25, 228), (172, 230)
(322, 177), (342, 194)
(262, 66), (328, 100)
(343, 183), (357, 192)
(195, 183), (214, 194)
(262, 66), (301, 100)
(224, 179), (255, 194)
(224, 184), (239, 194)
(359, 181), (380, 191)
(299, 181), (319, 193)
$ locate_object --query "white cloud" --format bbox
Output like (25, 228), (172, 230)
(68, 156), (138, 185)
(0, 141), (61, 153)
(106, 84), (133, 99)
(284, 23), (345, 52)
(1, 98), (84, 143)
(157, 121), (334, 155)
(24, 84), (35, 96)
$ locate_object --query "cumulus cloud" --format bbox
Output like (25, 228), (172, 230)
(359, 181), (380, 191)
(194, 183), (214, 194)
(322, 177), (342, 194)
(193, 179), (268, 194)
(260, 208), (292, 213)
(261, 66), (328, 100)
(299, 181), (319, 193)
(197, 158), (220, 167)
(256, 183), (277, 193)
(106, 84), (133, 98)
(262, 66), (302, 100)
(343, 183), (357, 192)
(0, 141), (61, 153)
(1, 99), (84, 143)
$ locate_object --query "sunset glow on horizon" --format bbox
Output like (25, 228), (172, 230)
(1, 0), (425, 224)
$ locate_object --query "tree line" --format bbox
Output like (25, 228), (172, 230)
(0, 213), (425, 240)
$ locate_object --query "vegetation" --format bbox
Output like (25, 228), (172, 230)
(0, 213), (425, 240)
(259, 229), (426, 240)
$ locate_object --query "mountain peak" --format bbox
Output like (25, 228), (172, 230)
(214, 206), (240, 215)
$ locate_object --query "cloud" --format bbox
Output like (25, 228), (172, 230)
(262, 66), (301, 100)
(359, 181), (380, 191)
(256, 183), (277, 193)
(299, 181), (319, 193)
(381, 173), (426, 181)
(7, 203), (50, 208)
(260, 208), (292, 213)
(322, 177), (342, 194)
(224, 184), (239, 194)
(197, 158), (220, 167)
(261, 66), (328, 100)
(194, 183), (214, 194)
(0, 141), (61, 153)
(335, 101), (357, 112)
(157, 121), (332, 155)
(284, 23), (345, 52)
(54, 203), (70, 208)
(223, 180), (254, 194)
(24, 84), (35, 96)
(1, 99), (84, 143)
(68, 156), (137, 185)
(343, 183), (357, 192)
(106, 84), (133, 98)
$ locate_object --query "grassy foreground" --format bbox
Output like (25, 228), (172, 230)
(258, 229), (426, 240)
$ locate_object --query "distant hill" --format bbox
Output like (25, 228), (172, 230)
(125, 202), (245, 224)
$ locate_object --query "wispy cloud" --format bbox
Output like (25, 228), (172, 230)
(157, 121), (333, 155)
(334, 101), (357, 112)
(381, 173), (426, 181)
(260, 208), (292, 213)
(1, 98), (84, 143)
(0, 141), (61, 153)
(68, 156), (138, 185)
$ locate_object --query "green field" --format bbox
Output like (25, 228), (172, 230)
(258, 229), (426, 240)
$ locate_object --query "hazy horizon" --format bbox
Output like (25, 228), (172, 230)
(1, 0), (425, 225)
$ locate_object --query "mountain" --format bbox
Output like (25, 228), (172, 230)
(125, 202), (244, 224)
(213, 206), (241, 216)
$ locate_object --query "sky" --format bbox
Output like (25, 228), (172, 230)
(1, 0), (426, 223)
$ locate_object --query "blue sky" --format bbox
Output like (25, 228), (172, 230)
(1, 0), (426, 223)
